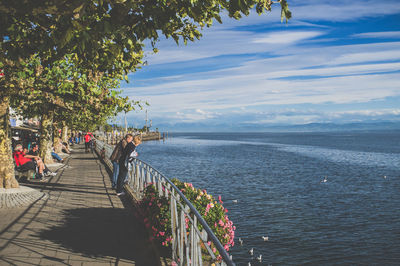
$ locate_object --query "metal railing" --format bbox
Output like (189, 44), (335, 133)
(95, 139), (235, 266)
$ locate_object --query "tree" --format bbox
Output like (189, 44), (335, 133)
(11, 55), (134, 164)
(0, 0), (291, 187)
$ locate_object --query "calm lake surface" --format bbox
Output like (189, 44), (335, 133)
(138, 131), (400, 265)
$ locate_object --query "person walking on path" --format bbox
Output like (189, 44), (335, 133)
(116, 135), (141, 196)
(109, 134), (132, 190)
(84, 132), (93, 152)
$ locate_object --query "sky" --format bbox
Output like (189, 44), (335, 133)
(118, 0), (400, 131)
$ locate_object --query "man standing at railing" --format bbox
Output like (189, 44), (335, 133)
(109, 134), (132, 190)
(116, 135), (141, 196)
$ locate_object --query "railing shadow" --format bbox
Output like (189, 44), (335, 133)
(37, 207), (159, 265)
(72, 157), (97, 160)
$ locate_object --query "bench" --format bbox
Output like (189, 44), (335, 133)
(14, 164), (36, 182)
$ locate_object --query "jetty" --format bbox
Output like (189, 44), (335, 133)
(101, 131), (167, 145)
(0, 145), (158, 265)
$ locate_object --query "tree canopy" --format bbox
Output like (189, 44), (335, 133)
(1, 0), (291, 72)
(0, 0), (291, 187)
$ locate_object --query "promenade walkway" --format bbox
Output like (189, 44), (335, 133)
(0, 145), (158, 265)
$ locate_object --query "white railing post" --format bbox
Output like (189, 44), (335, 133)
(171, 190), (178, 262)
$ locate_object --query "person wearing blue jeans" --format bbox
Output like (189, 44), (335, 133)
(116, 135), (141, 196)
(112, 161), (119, 188)
(52, 152), (63, 163)
(109, 134), (130, 189)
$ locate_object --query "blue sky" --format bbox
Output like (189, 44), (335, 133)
(118, 0), (400, 131)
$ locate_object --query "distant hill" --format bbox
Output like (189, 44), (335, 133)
(255, 121), (400, 132)
(157, 121), (400, 132)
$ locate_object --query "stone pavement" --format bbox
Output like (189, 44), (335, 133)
(0, 145), (159, 265)
(0, 186), (46, 209)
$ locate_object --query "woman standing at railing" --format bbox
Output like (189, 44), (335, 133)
(116, 135), (141, 196)
(109, 134), (132, 190)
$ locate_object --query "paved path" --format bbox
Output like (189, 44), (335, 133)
(0, 145), (158, 265)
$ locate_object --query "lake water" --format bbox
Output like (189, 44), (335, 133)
(138, 131), (400, 265)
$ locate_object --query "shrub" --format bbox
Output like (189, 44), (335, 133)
(139, 178), (236, 261)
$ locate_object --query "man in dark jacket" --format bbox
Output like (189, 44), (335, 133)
(116, 135), (141, 196)
(110, 134), (132, 189)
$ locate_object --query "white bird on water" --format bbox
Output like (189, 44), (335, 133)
(321, 176), (328, 183)
(383, 175), (387, 179)
(257, 254), (262, 262)
(249, 248), (254, 255)
(262, 235), (269, 241)
(232, 199), (238, 203)
(238, 237), (243, 245)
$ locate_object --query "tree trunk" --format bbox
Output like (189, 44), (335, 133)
(0, 96), (19, 188)
(53, 123), (61, 153)
(52, 122), (58, 144)
(39, 110), (54, 165)
(61, 122), (68, 143)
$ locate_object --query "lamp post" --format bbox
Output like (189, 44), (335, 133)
(124, 111), (127, 134)
(145, 110), (148, 133)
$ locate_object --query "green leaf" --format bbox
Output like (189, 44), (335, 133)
(60, 28), (74, 48)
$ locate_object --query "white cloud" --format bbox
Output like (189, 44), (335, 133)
(135, 107), (400, 127)
(121, 0), (400, 127)
(288, 0), (400, 22)
(336, 109), (400, 117)
(353, 31), (400, 39)
(252, 31), (324, 44)
(126, 72), (400, 113)
(161, 109), (219, 122)
(328, 50), (400, 65)
(265, 62), (400, 79)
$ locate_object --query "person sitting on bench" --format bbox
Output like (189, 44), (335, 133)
(13, 144), (46, 180)
(28, 144), (57, 177)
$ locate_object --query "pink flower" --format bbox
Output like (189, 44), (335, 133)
(159, 231), (165, 236)
(218, 220), (224, 226)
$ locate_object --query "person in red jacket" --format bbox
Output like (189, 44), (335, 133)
(84, 132), (93, 152)
(13, 144), (46, 180)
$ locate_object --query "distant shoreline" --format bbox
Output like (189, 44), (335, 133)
(160, 122), (400, 133)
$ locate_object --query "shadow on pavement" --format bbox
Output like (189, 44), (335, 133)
(38, 207), (159, 265)
(72, 157), (97, 160)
